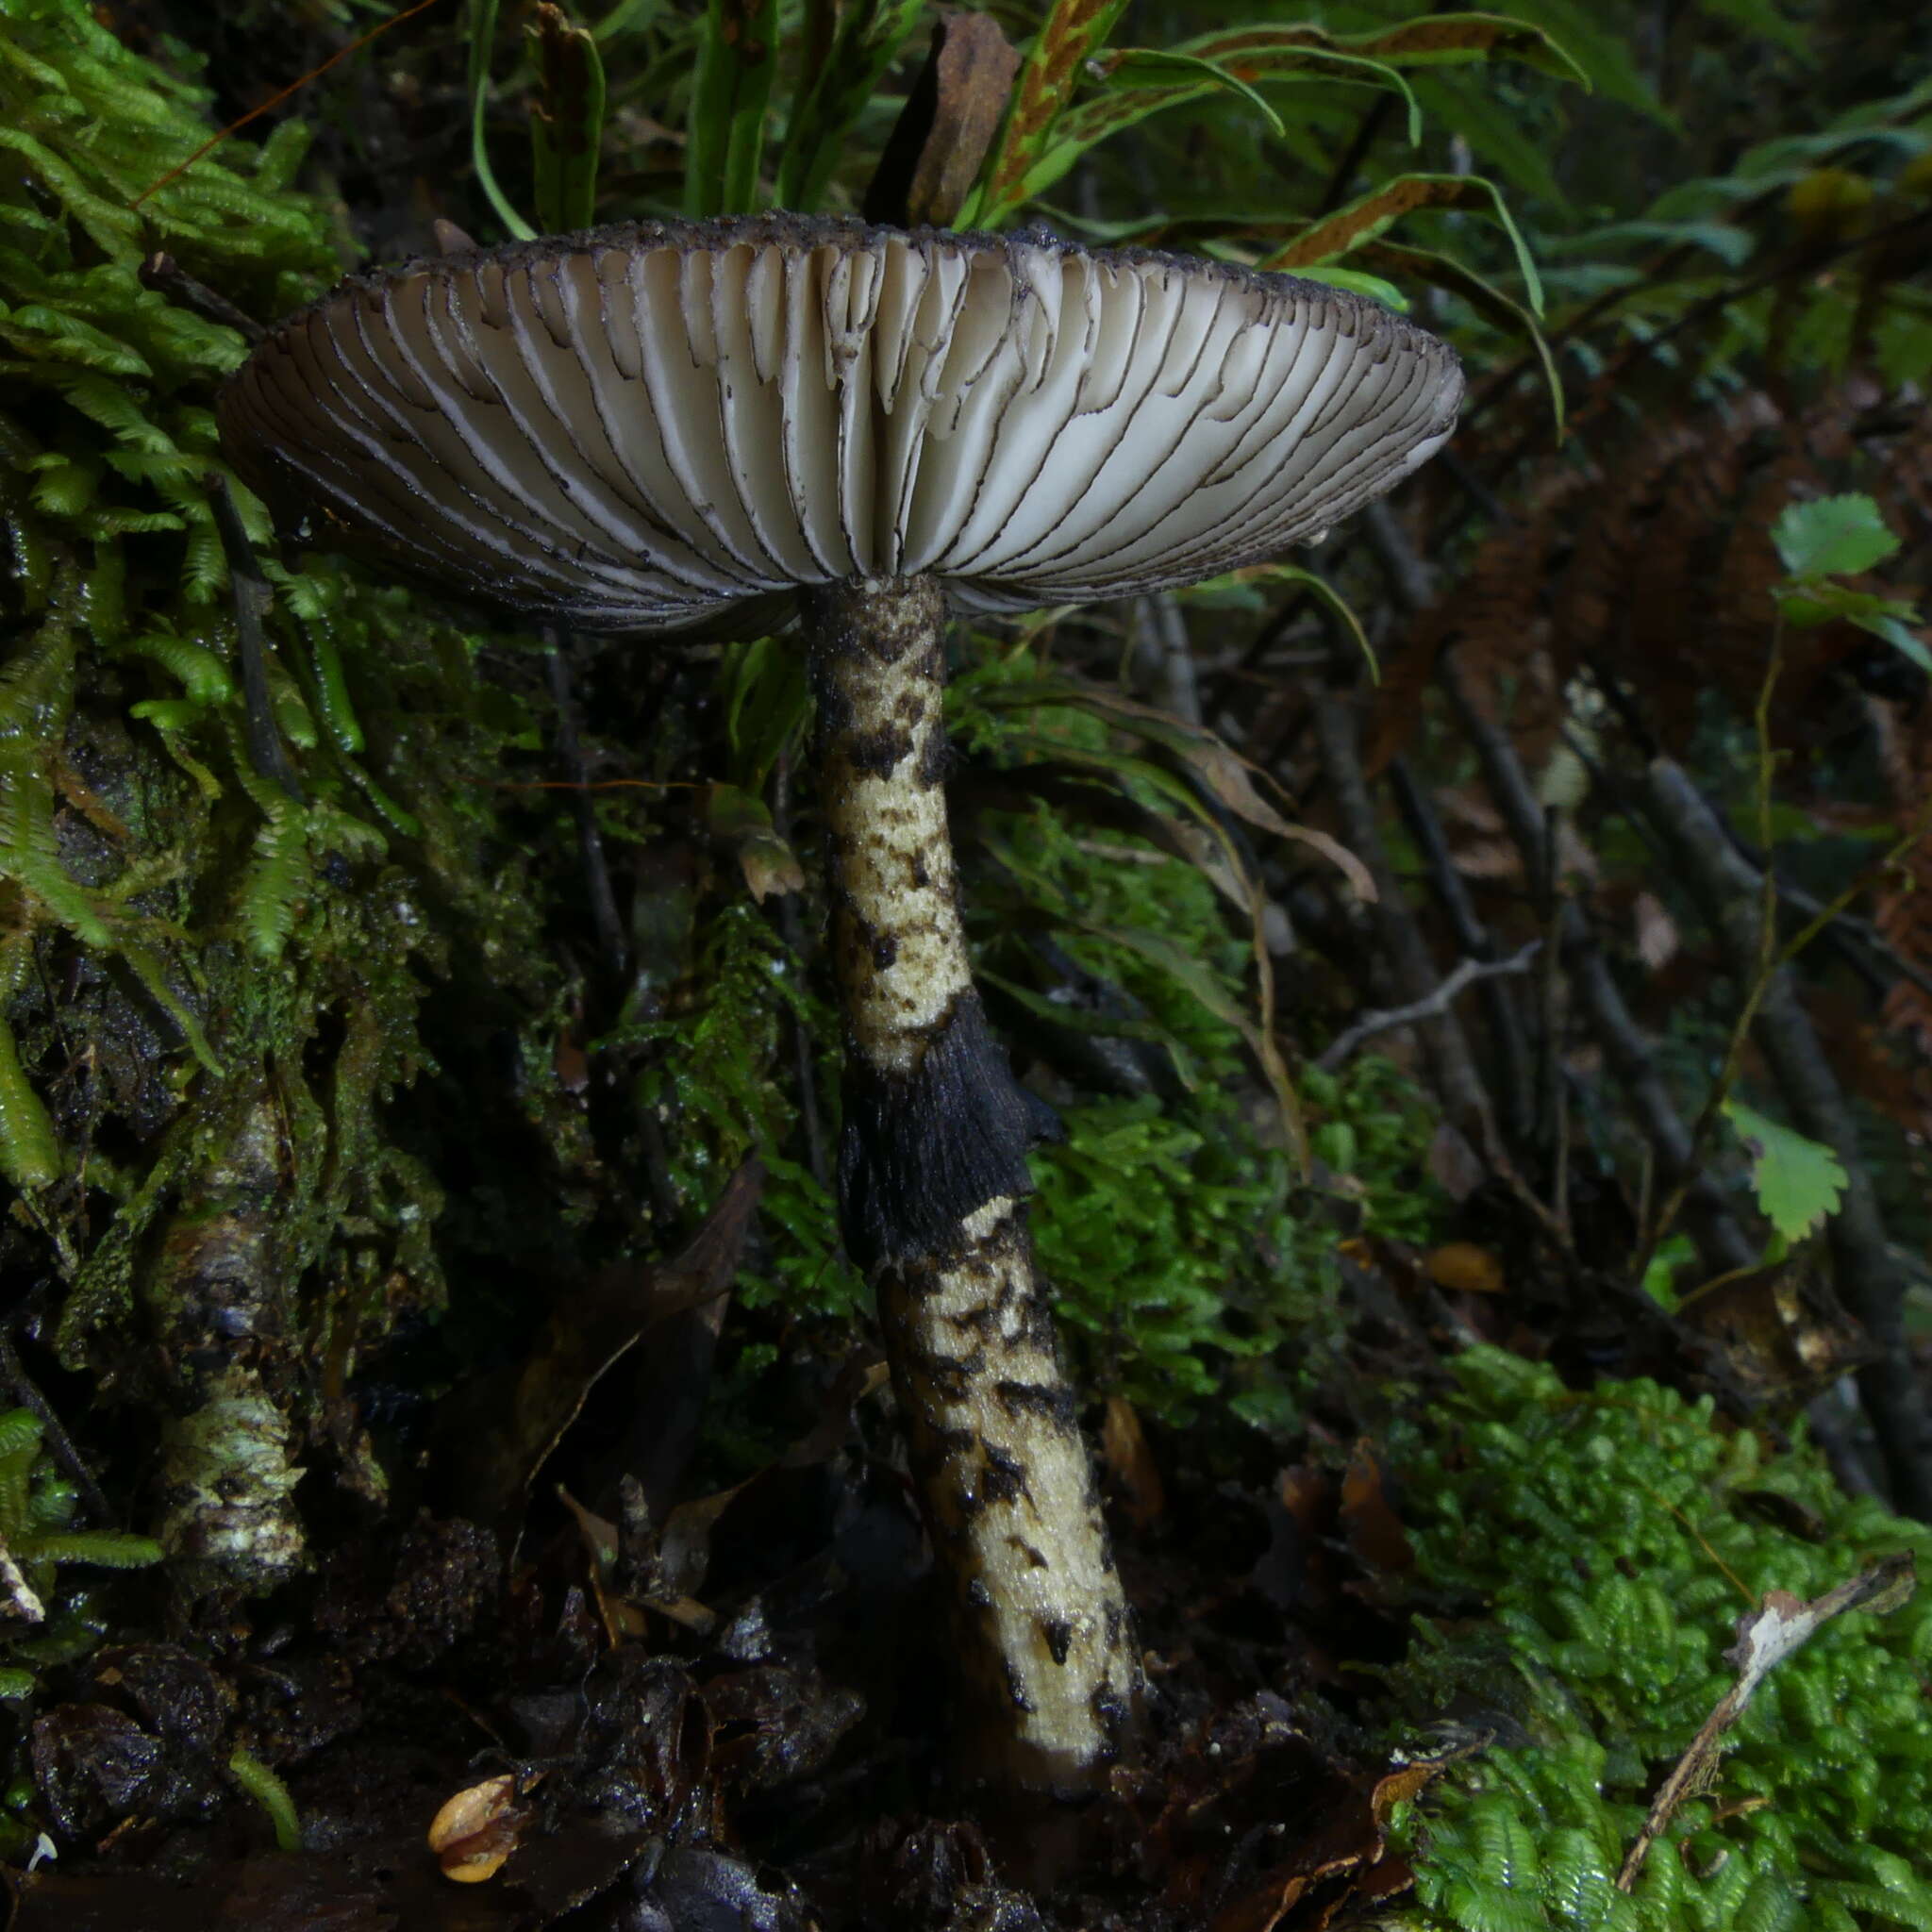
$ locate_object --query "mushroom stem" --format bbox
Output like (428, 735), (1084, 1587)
(803, 576), (1141, 1792)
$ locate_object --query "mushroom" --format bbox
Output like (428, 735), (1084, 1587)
(219, 214), (1462, 1793)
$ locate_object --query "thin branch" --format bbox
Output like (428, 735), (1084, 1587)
(1631, 633), (1786, 1282)
(139, 253), (263, 342)
(1390, 757), (1536, 1145)
(1438, 651), (1757, 1276)
(1311, 92), (1398, 218)
(1617, 1554), (1916, 1890)
(1474, 208), (1932, 481)
(1309, 684), (1498, 1152)
(1316, 944), (1541, 1074)
(1641, 755), (1932, 1518)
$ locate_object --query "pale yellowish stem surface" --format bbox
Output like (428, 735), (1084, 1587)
(805, 576), (1141, 1790)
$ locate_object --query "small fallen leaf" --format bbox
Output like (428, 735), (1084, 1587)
(1206, 1732), (1478, 1932)
(1101, 1395), (1166, 1531)
(1674, 1259), (1874, 1406)
(1424, 1241), (1505, 1296)
(1633, 890), (1678, 969)
(428, 1772), (530, 1884)
(1341, 1443), (1415, 1576)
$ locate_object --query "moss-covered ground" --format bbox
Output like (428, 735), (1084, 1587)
(3, 4), (1931, 1927)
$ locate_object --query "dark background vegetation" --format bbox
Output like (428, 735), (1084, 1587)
(2, 0), (1931, 1924)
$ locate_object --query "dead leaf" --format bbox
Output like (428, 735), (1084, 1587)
(1206, 1734), (1478, 1932)
(1675, 1258), (1874, 1406)
(1634, 891), (1678, 969)
(441, 1163), (764, 1538)
(1618, 1552), (1916, 1890)
(1102, 1396), (1166, 1531)
(1341, 1444), (1414, 1577)
(1424, 1241), (1506, 1296)
(864, 12), (1021, 227)
(556, 1487), (642, 1646)
(428, 1773), (530, 1884)
(564, 1353), (891, 1643)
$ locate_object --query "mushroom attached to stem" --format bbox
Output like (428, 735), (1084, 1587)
(219, 214), (1462, 1792)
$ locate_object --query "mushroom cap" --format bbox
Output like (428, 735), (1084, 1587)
(219, 214), (1462, 639)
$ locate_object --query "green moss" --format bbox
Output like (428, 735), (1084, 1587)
(954, 699), (1449, 1425)
(1385, 1349), (1932, 1928)
(609, 897), (862, 1324)
(0, 0), (562, 1585)
(0, 1405), (159, 1761)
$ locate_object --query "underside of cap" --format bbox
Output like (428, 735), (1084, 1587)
(219, 214), (1462, 639)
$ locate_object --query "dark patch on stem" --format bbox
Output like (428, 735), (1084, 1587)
(838, 992), (1060, 1273)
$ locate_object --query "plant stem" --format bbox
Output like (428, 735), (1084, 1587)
(802, 576), (1140, 1792)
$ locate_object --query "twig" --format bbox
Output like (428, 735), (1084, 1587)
(1390, 757), (1536, 1144)
(1617, 1553), (1916, 1890)
(1474, 208), (1932, 482)
(1358, 499), (1436, 615)
(1574, 706), (1928, 1004)
(1136, 593), (1204, 725)
(1732, 834), (1932, 1009)
(1308, 685), (1498, 1153)
(1631, 634), (1786, 1284)
(1567, 941), (1756, 1276)
(1438, 651), (1757, 1276)
(1316, 944), (1541, 1074)
(1311, 92), (1398, 218)
(1641, 756), (1932, 1517)
(138, 253), (263, 342)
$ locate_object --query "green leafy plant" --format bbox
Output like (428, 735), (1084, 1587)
(0, 0), (558, 1586)
(1385, 1349), (1932, 1929)
(0, 1407), (159, 1707)
(1721, 1096), (1848, 1244)
(612, 898), (863, 1325)
(1772, 492), (1928, 675)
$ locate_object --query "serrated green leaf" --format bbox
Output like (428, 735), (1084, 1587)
(1723, 1098), (1847, 1241)
(1772, 493), (1902, 581)
(1775, 583), (1929, 671)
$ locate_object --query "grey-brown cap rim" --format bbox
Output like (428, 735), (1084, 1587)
(218, 213), (1463, 641)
